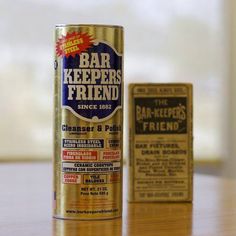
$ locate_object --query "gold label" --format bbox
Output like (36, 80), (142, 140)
(129, 84), (193, 202)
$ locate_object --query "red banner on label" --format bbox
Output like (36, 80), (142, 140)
(63, 173), (81, 184)
(62, 150), (98, 160)
(56, 31), (94, 58)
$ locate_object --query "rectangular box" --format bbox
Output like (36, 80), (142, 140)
(128, 83), (193, 202)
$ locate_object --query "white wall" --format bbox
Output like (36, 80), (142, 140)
(0, 0), (227, 161)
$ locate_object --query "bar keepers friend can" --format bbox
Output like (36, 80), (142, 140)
(53, 24), (123, 220)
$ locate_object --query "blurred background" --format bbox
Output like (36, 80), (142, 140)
(0, 0), (235, 176)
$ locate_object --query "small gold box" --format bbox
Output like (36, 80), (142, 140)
(128, 83), (193, 202)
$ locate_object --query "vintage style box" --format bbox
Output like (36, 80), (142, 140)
(128, 83), (193, 202)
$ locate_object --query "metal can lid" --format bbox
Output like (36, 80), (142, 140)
(55, 24), (123, 29)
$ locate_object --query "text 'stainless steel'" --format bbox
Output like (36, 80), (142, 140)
(53, 24), (124, 220)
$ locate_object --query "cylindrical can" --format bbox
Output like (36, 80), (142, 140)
(53, 24), (123, 220)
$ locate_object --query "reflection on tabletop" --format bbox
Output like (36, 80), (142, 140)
(53, 202), (192, 236)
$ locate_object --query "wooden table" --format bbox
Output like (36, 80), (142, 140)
(1, 163), (236, 236)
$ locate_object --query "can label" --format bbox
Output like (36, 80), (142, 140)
(61, 40), (122, 121)
(129, 84), (193, 202)
(54, 26), (123, 220)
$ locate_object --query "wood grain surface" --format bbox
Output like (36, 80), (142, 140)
(0, 163), (236, 236)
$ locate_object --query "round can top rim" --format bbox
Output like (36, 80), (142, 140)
(55, 24), (123, 29)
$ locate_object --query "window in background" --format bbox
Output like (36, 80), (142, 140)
(0, 0), (227, 161)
